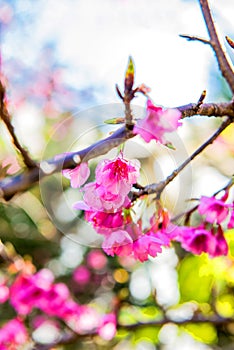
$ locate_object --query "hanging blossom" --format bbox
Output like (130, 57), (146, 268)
(228, 204), (234, 229)
(133, 99), (182, 145)
(63, 162), (90, 188)
(102, 210), (174, 262)
(74, 153), (140, 212)
(198, 194), (232, 225)
(174, 225), (228, 258)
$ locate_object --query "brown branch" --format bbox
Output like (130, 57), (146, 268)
(171, 176), (234, 223)
(0, 101), (233, 201)
(32, 314), (234, 350)
(134, 117), (233, 199)
(0, 81), (38, 169)
(199, 0), (234, 93)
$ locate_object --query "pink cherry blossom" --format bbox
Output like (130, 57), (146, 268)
(63, 162), (90, 188)
(134, 99), (182, 145)
(213, 225), (228, 256)
(74, 181), (131, 212)
(95, 153), (140, 196)
(0, 318), (28, 349)
(228, 206), (234, 229)
(85, 210), (124, 233)
(198, 195), (231, 224)
(175, 225), (228, 257)
(102, 229), (133, 257)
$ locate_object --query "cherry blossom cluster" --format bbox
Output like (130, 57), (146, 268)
(64, 98), (233, 261)
(175, 192), (234, 257)
(0, 263), (117, 349)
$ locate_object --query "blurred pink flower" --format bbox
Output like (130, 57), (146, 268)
(10, 269), (80, 319)
(63, 162), (90, 188)
(68, 306), (100, 334)
(98, 313), (117, 341)
(73, 266), (91, 286)
(87, 250), (107, 270)
(0, 318), (27, 349)
(134, 99), (182, 145)
(10, 269), (54, 315)
(0, 282), (9, 304)
(198, 195), (231, 224)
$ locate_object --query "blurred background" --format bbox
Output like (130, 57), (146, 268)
(0, 0), (234, 349)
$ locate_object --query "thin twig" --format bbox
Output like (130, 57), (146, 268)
(199, 0), (234, 93)
(171, 175), (234, 223)
(179, 34), (211, 46)
(0, 81), (38, 169)
(32, 313), (234, 349)
(136, 117), (233, 198)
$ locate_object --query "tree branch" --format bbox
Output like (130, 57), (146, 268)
(0, 81), (38, 169)
(171, 176), (234, 223)
(32, 313), (234, 350)
(199, 0), (234, 93)
(0, 101), (233, 200)
(179, 34), (211, 46)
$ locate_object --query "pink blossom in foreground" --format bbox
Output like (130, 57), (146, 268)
(134, 99), (182, 145)
(175, 225), (228, 257)
(98, 313), (117, 341)
(95, 153), (140, 197)
(74, 154), (139, 212)
(75, 182), (131, 212)
(0, 318), (28, 349)
(102, 229), (133, 257)
(102, 221), (172, 262)
(62, 162), (90, 188)
(198, 195), (231, 224)
(85, 210), (124, 233)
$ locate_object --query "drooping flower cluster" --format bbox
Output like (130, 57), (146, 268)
(133, 99), (182, 146)
(72, 153), (175, 261)
(174, 192), (233, 257)
(198, 194), (233, 227)
(75, 153), (140, 212)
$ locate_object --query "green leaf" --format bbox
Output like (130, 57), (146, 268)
(133, 326), (160, 344)
(178, 255), (213, 303)
(182, 323), (217, 344)
(104, 117), (125, 124)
